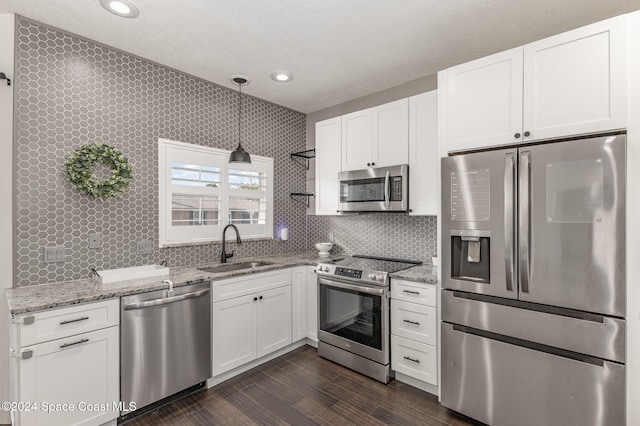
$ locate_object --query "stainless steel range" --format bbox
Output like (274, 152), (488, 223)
(315, 255), (421, 383)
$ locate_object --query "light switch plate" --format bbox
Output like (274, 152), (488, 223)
(43, 246), (66, 263)
(136, 240), (153, 255)
(89, 233), (101, 249)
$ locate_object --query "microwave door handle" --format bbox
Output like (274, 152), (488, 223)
(519, 151), (531, 293)
(384, 171), (390, 207)
(504, 153), (516, 292)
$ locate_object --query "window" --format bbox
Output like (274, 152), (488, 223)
(159, 138), (273, 247)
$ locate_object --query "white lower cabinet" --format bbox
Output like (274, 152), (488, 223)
(212, 269), (292, 376)
(212, 295), (256, 374)
(390, 279), (438, 388)
(10, 299), (120, 426)
(291, 266), (308, 342)
(391, 299), (436, 346)
(256, 286), (293, 357)
(290, 265), (318, 343)
(306, 266), (318, 342)
(391, 335), (437, 385)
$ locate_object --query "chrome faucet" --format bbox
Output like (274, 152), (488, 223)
(221, 224), (242, 263)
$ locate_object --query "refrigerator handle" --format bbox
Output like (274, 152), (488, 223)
(519, 151), (531, 293)
(504, 153), (516, 292)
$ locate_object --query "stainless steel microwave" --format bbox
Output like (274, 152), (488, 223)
(338, 164), (408, 212)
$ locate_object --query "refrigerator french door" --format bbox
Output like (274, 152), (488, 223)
(440, 134), (626, 426)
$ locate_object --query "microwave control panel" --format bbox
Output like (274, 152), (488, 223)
(390, 176), (403, 201)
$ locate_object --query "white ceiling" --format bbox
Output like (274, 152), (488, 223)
(1, 0), (640, 113)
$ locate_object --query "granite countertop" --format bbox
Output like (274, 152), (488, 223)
(390, 264), (438, 284)
(6, 251), (344, 315)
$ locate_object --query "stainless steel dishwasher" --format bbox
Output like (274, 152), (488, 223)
(120, 280), (211, 420)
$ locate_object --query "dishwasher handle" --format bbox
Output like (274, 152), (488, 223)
(123, 288), (210, 310)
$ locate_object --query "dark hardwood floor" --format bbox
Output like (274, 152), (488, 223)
(125, 345), (481, 426)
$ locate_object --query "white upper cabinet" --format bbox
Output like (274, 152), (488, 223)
(442, 15), (627, 153)
(315, 117), (342, 215)
(523, 16), (627, 141)
(408, 90), (438, 216)
(373, 99), (410, 168)
(446, 48), (523, 152)
(341, 109), (372, 171)
(341, 98), (408, 171)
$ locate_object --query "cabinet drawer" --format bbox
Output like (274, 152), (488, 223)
(391, 279), (436, 306)
(391, 335), (437, 386)
(213, 269), (291, 302)
(16, 299), (119, 347)
(391, 300), (436, 346)
(16, 326), (119, 426)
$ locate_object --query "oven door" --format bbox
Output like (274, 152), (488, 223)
(318, 277), (389, 364)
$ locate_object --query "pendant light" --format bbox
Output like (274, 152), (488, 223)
(229, 76), (251, 164)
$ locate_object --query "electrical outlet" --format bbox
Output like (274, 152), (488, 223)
(137, 240), (153, 255)
(89, 232), (102, 249)
(328, 231), (334, 243)
(43, 246), (66, 263)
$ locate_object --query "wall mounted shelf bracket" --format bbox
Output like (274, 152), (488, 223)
(290, 149), (315, 169)
(290, 192), (314, 207)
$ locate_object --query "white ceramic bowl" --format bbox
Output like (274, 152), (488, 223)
(315, 242), (334, 256)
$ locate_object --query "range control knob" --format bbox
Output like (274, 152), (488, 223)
(322, 266), (330, 272)
(368, 273), (376, 281)
(376, 274), (385, 282)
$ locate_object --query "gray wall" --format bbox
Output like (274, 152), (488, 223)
(14, 18), (307, 286)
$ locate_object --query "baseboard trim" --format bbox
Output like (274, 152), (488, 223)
(207, 339), (308, 387)
(394, 371), (439, 397)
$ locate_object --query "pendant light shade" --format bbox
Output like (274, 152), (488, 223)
(230, 76), (251, 164)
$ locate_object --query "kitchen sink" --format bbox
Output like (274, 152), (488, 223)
(198, 261), (274, 274)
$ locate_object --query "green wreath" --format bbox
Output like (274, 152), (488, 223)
(64, 143), (134, 199)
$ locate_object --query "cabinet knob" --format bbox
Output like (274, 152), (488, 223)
(514, 133), (521, 139)
(259, 295), (263, 300)
(524, 131), (531, 137)
(253, 297), (258, 301)
(367, 163), (371, 167)
(371, 162), (375, 166)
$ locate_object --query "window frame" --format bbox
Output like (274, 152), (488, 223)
(158, 138), (274, 247)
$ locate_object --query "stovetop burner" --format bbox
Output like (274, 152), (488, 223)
(316, 255), (421, 285)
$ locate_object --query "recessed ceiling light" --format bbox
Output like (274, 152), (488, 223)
(99, 0), (140, 18)
(271, 72), (293, 83)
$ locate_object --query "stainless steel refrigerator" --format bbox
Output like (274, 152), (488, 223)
(440, 134), (626, 426)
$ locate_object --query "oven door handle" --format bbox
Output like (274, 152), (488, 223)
(318, 277), (386, 296)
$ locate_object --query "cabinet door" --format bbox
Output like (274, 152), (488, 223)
(290, 266), (307, 342)
(341, 109), (373, 171)
(213, 296), (256, 376)
(373, 98), (409, 167)
(447, 47), (523, 152)
(408, 91), (438, 215)
(306, 267), (318, 342)
(315, 117), (342, 215)
(17, 327), (119, 426)
(256, 285), (292, 358)
(523, 16), (627, 141)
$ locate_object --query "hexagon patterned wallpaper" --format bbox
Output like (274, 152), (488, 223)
(306, 215), (437, 262)
(14, 18), (308, 286)
(13, 18), (437, 287)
